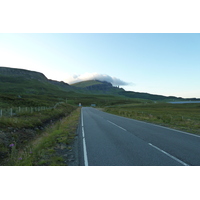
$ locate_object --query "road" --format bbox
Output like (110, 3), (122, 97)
(78, 107), (200, 166)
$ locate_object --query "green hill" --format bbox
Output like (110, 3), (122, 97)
(118, 91), (184, 101)
(0, 67), (134, 107)
(72, 80), (104, 88)
(1, 66), (198, 108)
(71, 80), (125, 96)
(71, 80), (189, 101)
(0, 67), (78, 107)
(0, 66), (75, 95)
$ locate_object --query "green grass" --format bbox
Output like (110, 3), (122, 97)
(0, 93), (68, 108)
(0, 103), (77, 164)
(0, 103), (75, 129)
(68, 93), (149, 107)
(0, 74), (61, 94)
(5, 107), (80, 166)
(104, 102), (200, 135)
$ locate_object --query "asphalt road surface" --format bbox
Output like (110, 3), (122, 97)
(78, 107), (200, 166)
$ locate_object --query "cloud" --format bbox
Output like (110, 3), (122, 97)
(65, 72), (130, 86)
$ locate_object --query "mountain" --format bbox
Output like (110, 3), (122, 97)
(118, 91), (183, 101)
(0, 66), (74, 95)
(1, 66), (198, 102)
(71, 80), (124, 95)
(72, 80), (200, 101)
(0, 66), (47, 81)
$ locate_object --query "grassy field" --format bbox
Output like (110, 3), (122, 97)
(104, 102), (200, 135)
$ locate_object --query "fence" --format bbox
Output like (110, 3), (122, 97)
(0, 106), (54, 117)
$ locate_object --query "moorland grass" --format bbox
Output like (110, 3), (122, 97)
(104, 103), (200, 135)
(0, 103), (75, 129)
(6, 107), (80, 166)
(0, 103), (77, 165)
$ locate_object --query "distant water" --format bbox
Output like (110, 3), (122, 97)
(169, 101), (200, 104)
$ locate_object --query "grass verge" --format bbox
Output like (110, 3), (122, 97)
(5, 107), (81, 166)
(0, 103), (77, 164)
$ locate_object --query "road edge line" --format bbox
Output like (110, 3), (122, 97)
(81, 108), (89, 166)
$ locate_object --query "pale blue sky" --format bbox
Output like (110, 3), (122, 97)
(0, 33), (200, 98)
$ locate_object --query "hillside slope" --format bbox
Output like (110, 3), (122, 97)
(72, 80), (125, 95)
(72, 80), (103, 88)
(72, 80), (200, 101)
(0, 66), (74, 95)
(0, 66), (47, 81)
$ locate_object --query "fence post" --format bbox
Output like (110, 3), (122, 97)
(0, 105), (53, 117)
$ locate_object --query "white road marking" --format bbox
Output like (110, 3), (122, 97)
(107, 120), (127, 132)
(148, 143), (189, 166)
(116, 114), (200, 139)
(81, 109), (89, 166)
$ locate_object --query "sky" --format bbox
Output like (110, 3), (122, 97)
(0, 33), (199, 98)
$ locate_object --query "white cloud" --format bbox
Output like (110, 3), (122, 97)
(65, 72), (130, 86)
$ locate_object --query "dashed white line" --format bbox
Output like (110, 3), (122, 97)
(116, 114), (200, 139)
(107, 120), (127, 132)
(81, 109), (89, 166)
(148, 143), (189, 166)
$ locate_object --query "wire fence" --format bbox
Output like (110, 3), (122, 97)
(0, 101), (68, 118)
(0, 106), (54, 117)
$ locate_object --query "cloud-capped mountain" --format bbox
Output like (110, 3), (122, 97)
(1, 66), (197, 101)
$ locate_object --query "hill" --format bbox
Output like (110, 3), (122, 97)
(0, 66), (75, 95)
(0, 67), (133, 108)
(0, 66), (47, 81)
(71, 80), (190, 101)
(118, 91), (184, 101)
(71, 80), (125, 95)
(1, 66), (199, 106)
(72, 80), (104, 88)
(0, 66), (80, 107)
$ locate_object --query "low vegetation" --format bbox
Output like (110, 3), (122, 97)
(104, 102), (200, 135)
(0, 103), (77, 165)
(4, 107), (80, 166)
